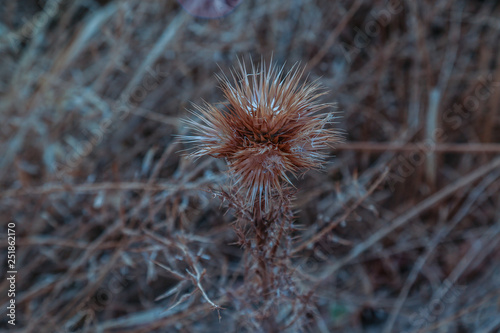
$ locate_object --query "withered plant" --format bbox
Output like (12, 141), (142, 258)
(182, 59), (343, 330)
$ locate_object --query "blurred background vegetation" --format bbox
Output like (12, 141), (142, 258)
(1, 0), (499, 332)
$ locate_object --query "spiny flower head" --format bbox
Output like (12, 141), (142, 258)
(183, 60), (342, 211)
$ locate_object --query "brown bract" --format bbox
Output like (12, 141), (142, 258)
(183, 60), (343, 211)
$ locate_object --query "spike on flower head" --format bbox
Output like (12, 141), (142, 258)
(182, 60), (343, 212)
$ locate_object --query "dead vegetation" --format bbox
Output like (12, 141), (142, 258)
(1, 0), (500, 332)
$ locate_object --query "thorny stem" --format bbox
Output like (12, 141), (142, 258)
(246, 200), (275, 332)
(254, 201), (270, 299)
(251, 195), (293, 332)
(256, 215), (270, 297)
(270, 202), (292, 259)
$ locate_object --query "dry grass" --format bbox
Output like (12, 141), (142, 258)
(1, 0), (500, 332)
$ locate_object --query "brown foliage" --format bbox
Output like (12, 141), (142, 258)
(1, 1), (500, 332)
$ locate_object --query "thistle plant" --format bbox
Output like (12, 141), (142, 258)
(182, 59), (342, 330)
(184, 61), (341, 210)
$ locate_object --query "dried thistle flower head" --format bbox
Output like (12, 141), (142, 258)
(183, 60), (342, 211)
